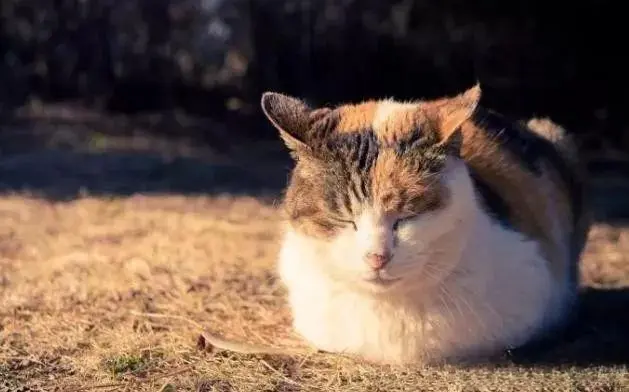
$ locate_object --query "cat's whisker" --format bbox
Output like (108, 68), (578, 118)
(437, 284), (460, 331)
(421, 263), (451, 276)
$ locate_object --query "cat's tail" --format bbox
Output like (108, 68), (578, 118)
(525, 117), (579, 168)
(526, 117), (591, 268)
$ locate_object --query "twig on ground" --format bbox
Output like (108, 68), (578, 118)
(259, 359), (304, 388)
(66, 382), (126, 392)
(130, 311), (312, 356)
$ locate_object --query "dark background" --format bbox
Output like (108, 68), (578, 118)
(1, 0), (628, 217)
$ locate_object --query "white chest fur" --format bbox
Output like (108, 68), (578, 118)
(278, 214), (568, 365)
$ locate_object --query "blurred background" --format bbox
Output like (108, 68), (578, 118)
(1, 0), (628, 219)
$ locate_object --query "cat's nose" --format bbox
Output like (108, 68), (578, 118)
(364, 253), (391, 270)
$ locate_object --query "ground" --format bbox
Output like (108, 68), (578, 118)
(1, 106), (629, 391)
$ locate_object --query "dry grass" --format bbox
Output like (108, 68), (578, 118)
(1, 193), (628, 392)
(1, 113), (629, 391)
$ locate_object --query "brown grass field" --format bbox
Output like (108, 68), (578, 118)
(1, 107), (629, 391)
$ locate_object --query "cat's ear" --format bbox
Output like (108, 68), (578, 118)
(432, 83), (481, 157)
(261, 92), (314, 152)
(439, 83), (481, 134)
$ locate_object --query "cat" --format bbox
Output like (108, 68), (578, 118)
(260, 85), (591, 365)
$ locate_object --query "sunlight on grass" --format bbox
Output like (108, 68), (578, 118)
(1, 193), (628, 391)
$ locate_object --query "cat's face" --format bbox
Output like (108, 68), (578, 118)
(263, 86), (482, 293)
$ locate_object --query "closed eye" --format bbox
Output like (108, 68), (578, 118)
(393, 215), (417, 231)
(335, 219), (357, 231)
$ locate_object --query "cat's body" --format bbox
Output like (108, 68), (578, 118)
(261, 86), (590, 365)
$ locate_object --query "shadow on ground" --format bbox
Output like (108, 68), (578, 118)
(506, 288), (629, 367)
(0, 110), (292, 201)
(2, 108), (629, 221)
(0, 149), (289, 200)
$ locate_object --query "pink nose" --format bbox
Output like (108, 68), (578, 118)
(364, 253), (391, 270)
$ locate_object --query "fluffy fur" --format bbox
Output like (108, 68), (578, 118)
(261, 85), (590, 365)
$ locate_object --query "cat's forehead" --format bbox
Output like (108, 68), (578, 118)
(334, 99), (426, 143)
(305, 99), (447, 177)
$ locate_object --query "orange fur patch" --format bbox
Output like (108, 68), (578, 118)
(337, 100), (428, 146)
(371, 102), (424, 145)
(337, 102), (378, 133)
(371, 150), (444, 217)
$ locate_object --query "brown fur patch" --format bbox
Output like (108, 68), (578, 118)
(281, 169), (344, 240)
(526, 117), (592, 271)
(451, 116), (589, 281)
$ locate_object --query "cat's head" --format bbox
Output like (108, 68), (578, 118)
(262, 86), (483, 293)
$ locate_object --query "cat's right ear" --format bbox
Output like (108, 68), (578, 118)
(261, 92), (313, 153)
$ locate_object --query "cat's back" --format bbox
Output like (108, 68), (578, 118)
(457, 107), (591, 287)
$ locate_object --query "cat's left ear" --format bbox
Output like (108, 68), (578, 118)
(434, 83), (482, 157)
(261, 92), (316, 153)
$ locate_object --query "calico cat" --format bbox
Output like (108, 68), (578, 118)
(261, 85), (591, 364)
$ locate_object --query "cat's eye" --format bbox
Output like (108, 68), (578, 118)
(393, 215), (416, 231)
(337, 219), (357, 231)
